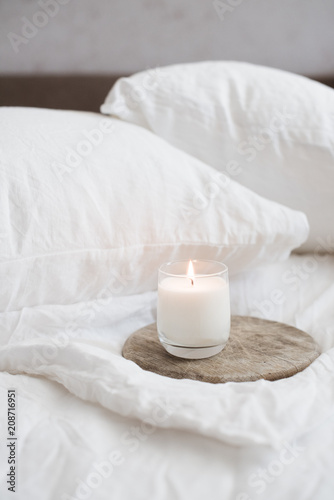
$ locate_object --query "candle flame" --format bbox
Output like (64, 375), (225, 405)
(187, 260), (194, 286)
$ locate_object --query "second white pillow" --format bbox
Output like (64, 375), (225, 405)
(101, 61), (334, 252)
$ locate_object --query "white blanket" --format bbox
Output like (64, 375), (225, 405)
(1, 254), (334, 499)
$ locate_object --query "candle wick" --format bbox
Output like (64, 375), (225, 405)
(190, 278), (194, 286)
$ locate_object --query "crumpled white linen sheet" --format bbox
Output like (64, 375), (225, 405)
(1, 254), (334, 499)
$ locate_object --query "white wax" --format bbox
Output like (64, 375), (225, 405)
(157, 276), (230, 347)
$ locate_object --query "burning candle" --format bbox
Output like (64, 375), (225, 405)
(157, 260), (230, 359)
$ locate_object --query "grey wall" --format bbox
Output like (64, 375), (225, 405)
(1, 0), (334, 76)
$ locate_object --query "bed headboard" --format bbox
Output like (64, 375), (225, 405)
(0, 74), (333, 112)
(0, 75), (122, 112)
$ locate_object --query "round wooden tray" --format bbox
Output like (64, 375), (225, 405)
(122, 316), (321, 383)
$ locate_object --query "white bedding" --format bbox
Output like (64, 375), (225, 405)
(1, 254), (334, 500)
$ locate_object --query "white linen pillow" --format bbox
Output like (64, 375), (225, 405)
(0, 107), (308, 312)
(101, 61), (334, 252)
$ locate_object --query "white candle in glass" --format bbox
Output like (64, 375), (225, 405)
(157, 260), (230, 359)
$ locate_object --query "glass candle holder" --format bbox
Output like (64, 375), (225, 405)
(157, 260), (230, 359)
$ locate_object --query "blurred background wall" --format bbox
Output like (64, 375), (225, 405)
(1, 0), (334, 77)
